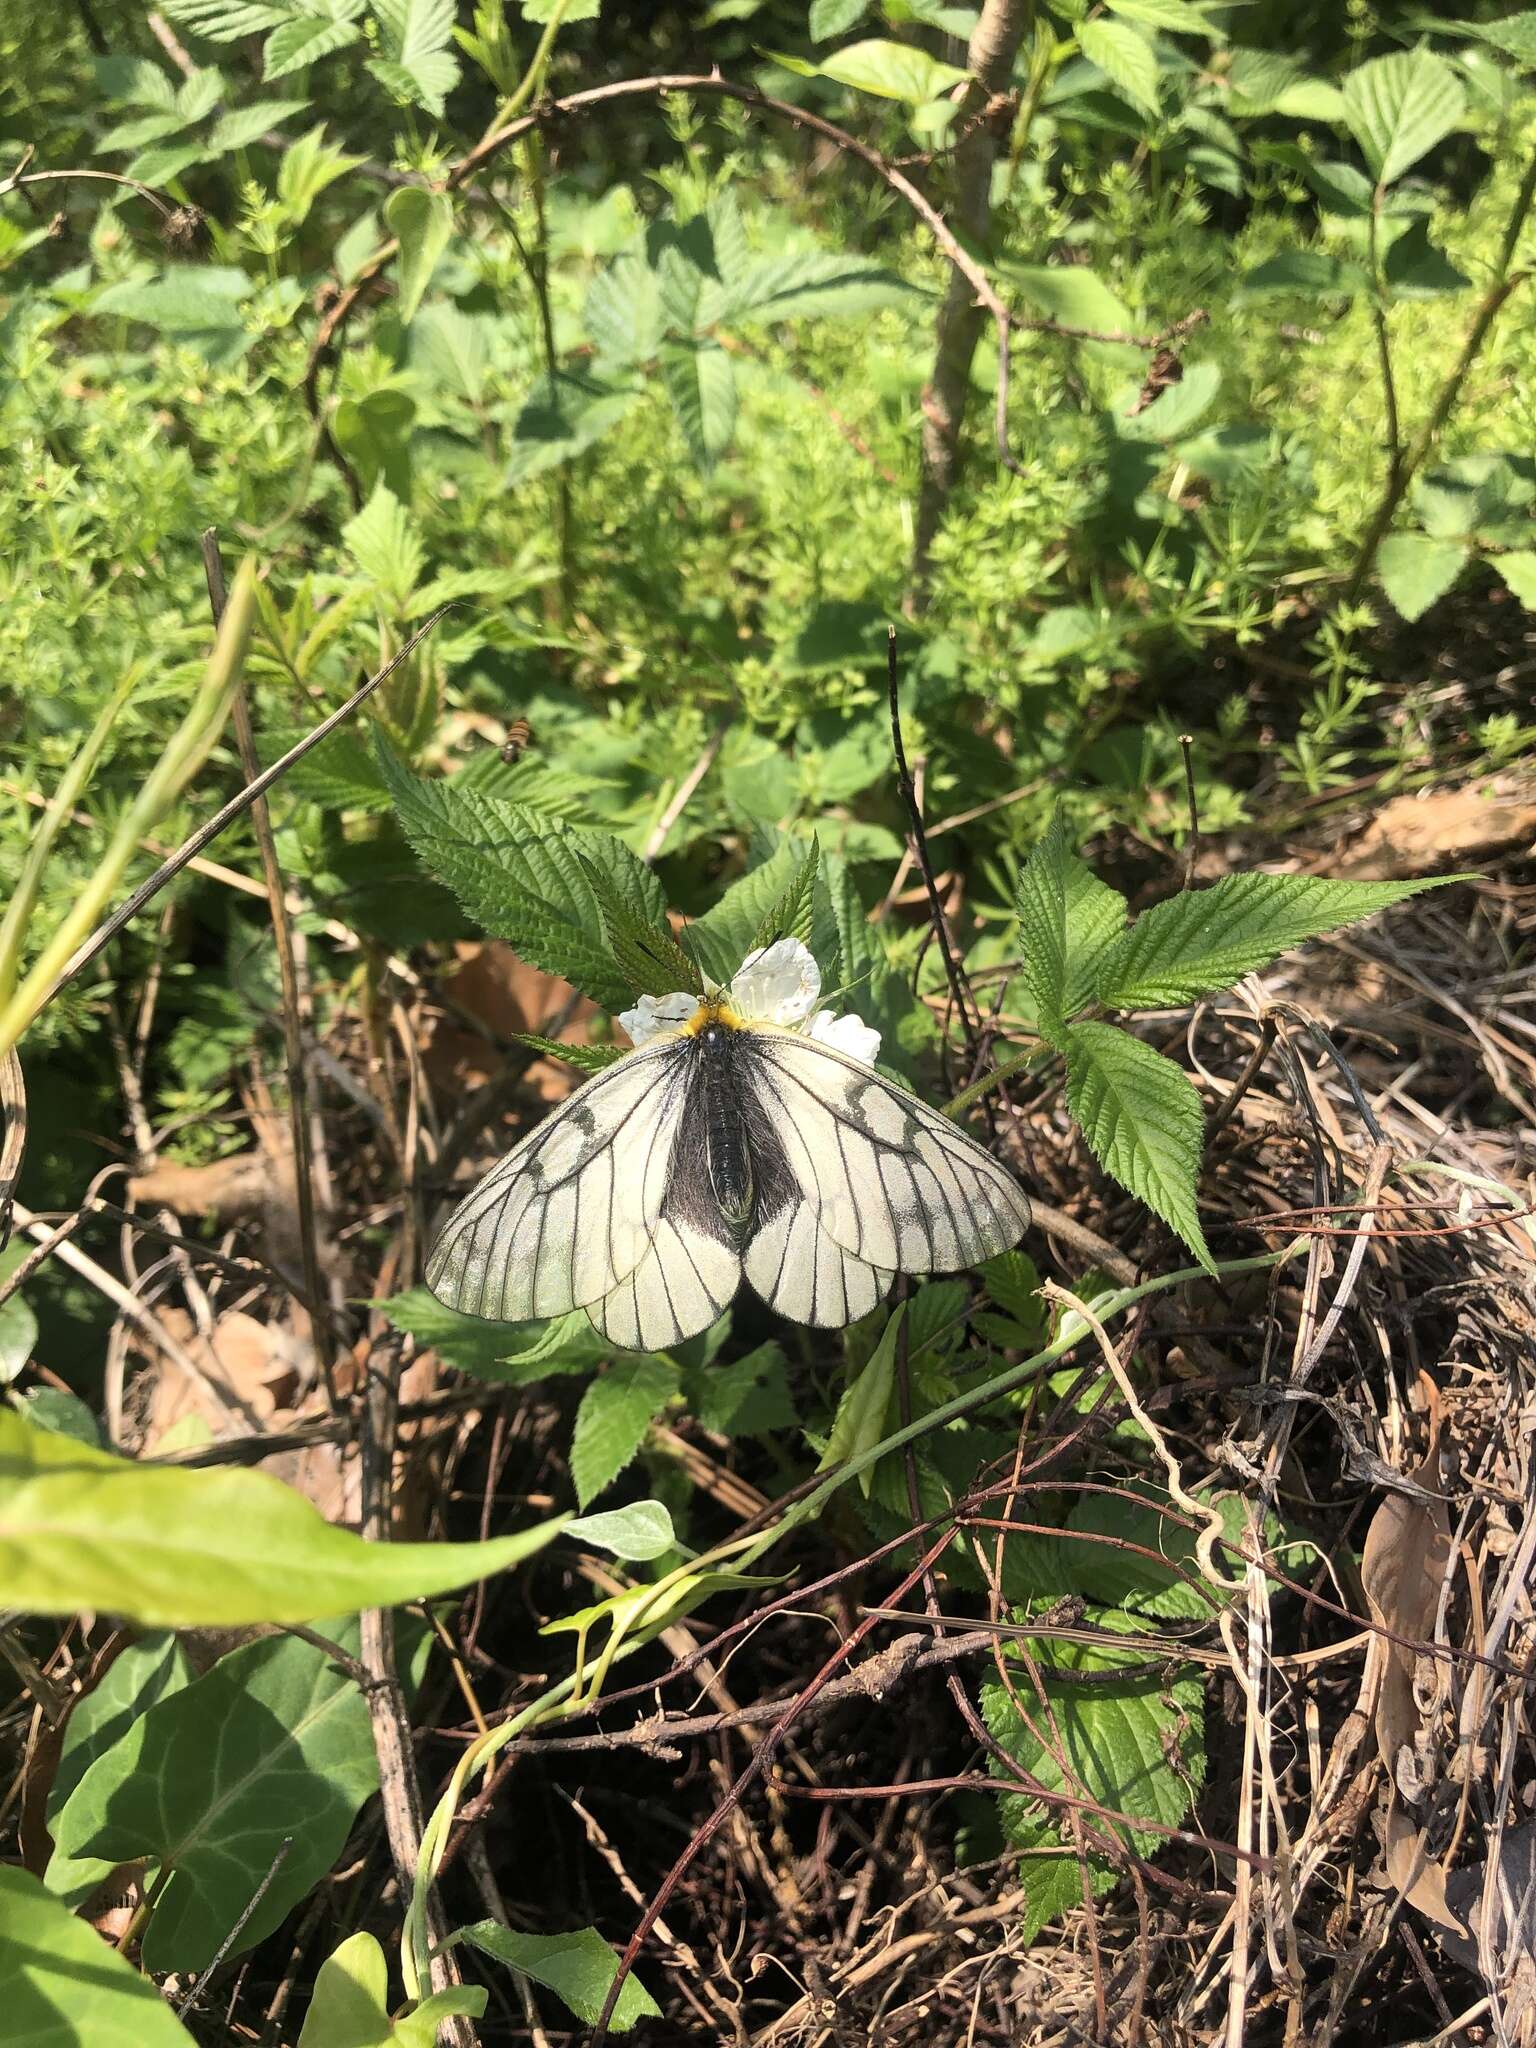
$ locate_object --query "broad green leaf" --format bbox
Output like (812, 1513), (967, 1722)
(750, 836), (820, 955)
(690, 1342), (795, 1437)
(707, 251), (922, 325)
(160, 0), (287, 36)
(53, 1630), (380, 1972)
(0, 1406), (564, 1626)
(505, 373), (641, 484)
(0, 1244), (36, 1383)
(1092, 871), (1448, 1010)
(1456, 9), (1536, 66)
(371, 0), (461, 117)
(1341, 48), (1466, 187)
(0, 1866), (197, 2046)
(1237, 249), (1369, 299)
(1116, 358), (1221, 441)
(566, 1499), (676, 1561)
(1063, 1022), (1211, 1267)
(1382, 217), (1471, 297)
(577, 849), (703, 999)
(264, 16), (363, 77)
(378, 1293), (609, 1382)
(379, 743), (668, 1012)
(773, 37), (969, 101)
(1105, 0), (1215, 27)
(94, 265), (249, 332)
(1377, 532), (1469, 621)
(585, 252), (665, 365)
(570, 1358), (681, 1506)
(1079, 17), (1161, 118)
(297, 1931), (486, 2047)
(45, 1632), (193, 1905)
(274, 126), (363, 220)
(1015, 812), (1128, 1041)
(518, 0), (601, 18)
(512, 1032), (627, 1073)
(385, 187), (453, 324)
(13, 1388), (102, 1446)
(1495, 550), (1536, 607)
(342, 483), (423, 609)
(1001, 1482), (1285, 1617)
(999, 261), (1136, 337)
(810, 0), (868, 37)
(818, 1304), (903, 1495)
(454, 1923), (661, 2032)
(660, 339), (737, 469)
(683, 839), (820, 984)
(261, 724), (393, 813)
(206, 96), (310, 152)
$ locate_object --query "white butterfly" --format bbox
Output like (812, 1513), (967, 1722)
(426, 938), (1030, 1352)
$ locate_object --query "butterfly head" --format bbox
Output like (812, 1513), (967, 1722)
(682, 993), (747, 1043)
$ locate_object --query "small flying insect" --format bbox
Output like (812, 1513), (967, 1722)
(426, 938), (1031, 1351)
(499, 718), (534, 765)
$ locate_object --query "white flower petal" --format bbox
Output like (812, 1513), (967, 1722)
(806, 1008), (882, 1069)
(618, 991), (697, 1046)
(731, 937), (821, 1026)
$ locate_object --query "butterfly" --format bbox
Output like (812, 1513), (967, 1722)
(426, 938), (1031, 1351)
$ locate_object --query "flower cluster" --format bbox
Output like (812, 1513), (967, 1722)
(618, 937), (881, 1067)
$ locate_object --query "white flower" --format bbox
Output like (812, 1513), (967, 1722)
(616, 937), (881, 1068)
(617, 991), (697, 1047)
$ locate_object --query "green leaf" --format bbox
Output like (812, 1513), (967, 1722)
(385, 187), (453, 324)
(566, 1499), (676, 1561)
(371, 0), (460, 116)
(265, 15), (363, 76)
(810, 0), (868, 37)
(513, 1032), (627, 1073)
(818, 1304), (903, 1494)
(773, 37), (969, 100)
(0, 1866), (197, 2046)
(1093, 871), (1449, 1010)
(981, 1606), (1205, 1926)
(708, 251), (923, 325)
(660, 339), (737, 469)
(1237, 249), (1369, 299)
(206, 96), (310, 152)
(576, 850), (702, 1001)
(999, 262), (1136, 337)
(13, 1388), (102, 1446)
(683, 839), (820, 984)
(94, 265), (249, 333)
(342, 483), (423, 610)
(1063, 1022), (1211, 1267)
(1382, 216), (1471, 297)
(159, 0), (287, 37)
(379, 743), (667, 1012)
(0, 1245), (37, 1384)
(454, 1923), (661, 2032)
(517, 0), (601, 18)
(1015, 812), (1128, 1041)
(1455, 9), (1536, 66)
(571, 1358), (681, 1506)
(52, 1630), (379, 1973)
(1078, 17), (1161, 118)
(1376, 531), (1470, 621)
(505, 372), (640, 483)
(297, 1932), (486, 2047)
(1105, 0), (1215, 27)
(750, 835), (820, 955)
(1495, 549), (1536, 607)
(1116, 358), (1221, 441)
(1341, 48), (1466, 187)
(691, 1342), (795, 1437)
(0, 1406), (564, 1626)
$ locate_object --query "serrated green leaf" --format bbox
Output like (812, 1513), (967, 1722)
(1495, 549), (1536, 607)
(1093, 871), (1450, 1010)
(1105, 0), (1215, 28)
(1064, 1022), (1211, 1267)
(265, 16), (363, 79)
(1341, 48), (1466, 187)
(0, 1406), (564, 1626)
(52, 1629), (380, 1973)
(1015, 812), (1128, 1041)
(454, 1923), (661, 2032)
(342, 481), (423, 608)
(571, 1358), (681, 1505)
(684, 838), (822, 984)
(372, 0), (460, 115)
(706, 250), (922, 325)
(379, 743), (667, 1012)
(566, 1499), (676, 1561)
(512, 1032), (627, 1073)
(505, 372), (640, 484)
(660, 339), (737, 469)
(297, 1931), (486, 2047)
(206, 96), (309, 152)
(1456, 9), (1536, 66)
(385, 186), (453, 324)
(0, 1867), (198, 2046)
(576, 850), (702, 1000)
(750, 835), (820, 955)
(160, 0), (287, 37)
(1079, 17), (1161, 117)
(1377, 531), (1469, 621)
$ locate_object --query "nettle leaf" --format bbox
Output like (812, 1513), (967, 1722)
(0, 1867), (197, 2047)
(1341, 48), (1466, 187)
(297, 1931), (486, 2047)
(1064, 1021), (1211, 1268)
(513, 1031), (627, 1073)
(265, 14), (363, 76)
(570, 1358), (681, 1506)
(750, 835), (820, 955)
(1015, 813), (1128, 1042)
(1377, 531), (1470, 621)
(577, 853), (702, 1001)
(385, 186), (453, 324)
(684, 838), (824, 985)
(371, 0), (461, 116)
(981, 1608), (1206, 1930)
(342, 482), (423, 609)
(380, 743), (667, 1012)
(660, 339), (737, 470)
(0, 1406), (564, 1626)
(455, 1924), (660, 2033)
(160, 0), (288, 37)
(566, 1499), (676, 1562)
(52, 1628), (382, 1973)
(1093, 871), (1450, 1010)
(1079, 17), (1161, 119)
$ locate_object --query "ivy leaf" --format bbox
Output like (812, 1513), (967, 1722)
(1341, 48), (1465, 188)
(570, 1358), (681, 1506)
(1092, 872), (1450, 1011)
(454, 1923), (660, 2032)
(379, 741), (668, 1012)
(297, 1931), (486, 2046)
(1376, 532), (1469, 621)
(1064, 1022), (1211, 1268)
(1078, 18), (1161, 119)
(0, 1867), (198, 2046)
(384, 186), (453, 324)
(1015, 812), (1128, 1042)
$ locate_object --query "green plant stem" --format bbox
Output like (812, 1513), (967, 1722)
(1345, 142), (1536, 599)
(476, 0), (572, 149)
(0, 560), (259, 1062)
(942, 1042), (1040, 1121)
(400, 1237), (1302, 2003)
